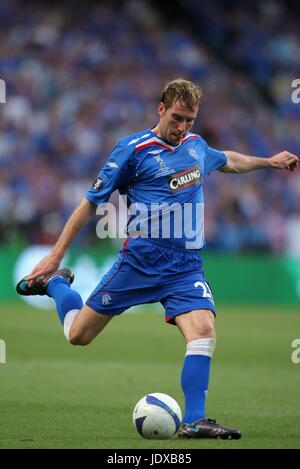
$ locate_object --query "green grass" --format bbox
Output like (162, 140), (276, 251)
(0, 301), (300, 449)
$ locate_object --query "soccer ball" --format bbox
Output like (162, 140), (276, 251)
(132, 393), (182, 439)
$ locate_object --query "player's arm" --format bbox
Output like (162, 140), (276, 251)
(25, 198), (96, 282)
(220, 150), (299, 173)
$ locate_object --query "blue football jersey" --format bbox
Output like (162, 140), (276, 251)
(84, 129), (227, 250)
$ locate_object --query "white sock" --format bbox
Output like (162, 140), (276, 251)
(63, 309), (80, 341)
(185, 338), (216, 358)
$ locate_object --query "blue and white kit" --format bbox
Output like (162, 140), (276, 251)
(84, 129), (227, 323)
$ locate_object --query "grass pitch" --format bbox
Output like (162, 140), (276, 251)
(0, 301), (300, 449)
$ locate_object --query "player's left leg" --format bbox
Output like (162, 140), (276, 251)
(175, 309), (241, 439)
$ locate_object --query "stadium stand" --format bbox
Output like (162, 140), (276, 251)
(0, 0), (299, 252)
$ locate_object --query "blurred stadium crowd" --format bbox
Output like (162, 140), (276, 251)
(0, 0), (299, 253)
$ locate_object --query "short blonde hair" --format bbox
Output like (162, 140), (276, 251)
(160, 78), (202, 111)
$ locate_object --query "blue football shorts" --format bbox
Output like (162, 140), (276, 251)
(86, 237), (216, 324)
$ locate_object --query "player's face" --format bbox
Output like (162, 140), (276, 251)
(156, 99), (198, 146)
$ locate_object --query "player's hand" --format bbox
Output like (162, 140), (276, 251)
(270, 151), (299, 171)
(24, 253), (62, 287)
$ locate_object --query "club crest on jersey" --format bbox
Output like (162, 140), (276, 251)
(168, 166), (201, 192)
(189, 148), (199, 160)
(92, 177), (104, 191)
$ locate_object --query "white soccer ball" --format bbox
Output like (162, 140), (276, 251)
(132, 393), (182, 439)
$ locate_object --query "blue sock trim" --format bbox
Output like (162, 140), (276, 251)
(46, 277), (83, 325)
(181, 354), (211, 424)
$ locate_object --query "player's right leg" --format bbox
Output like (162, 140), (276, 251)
(15, 237), (162, 346)
(16, 268), (112, 346)
(66, 304), (113, 345)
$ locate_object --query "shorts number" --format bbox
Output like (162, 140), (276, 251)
(194, 281), (213, 299)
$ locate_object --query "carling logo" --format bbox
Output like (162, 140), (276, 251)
(168, 166), (201, 192)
